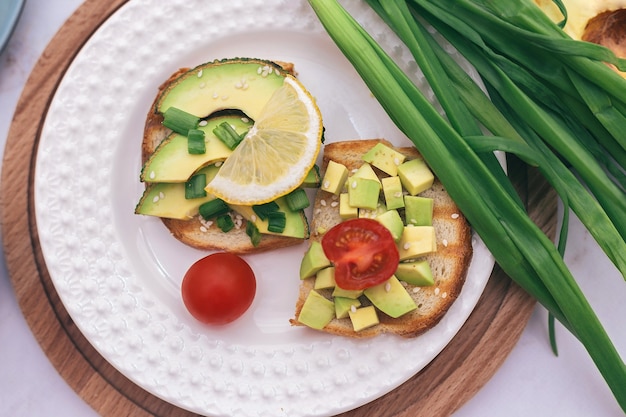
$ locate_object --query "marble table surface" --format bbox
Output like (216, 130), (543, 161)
(0, 1), (624, 416)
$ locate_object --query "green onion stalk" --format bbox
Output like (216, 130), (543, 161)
(307, 0), (626, 411)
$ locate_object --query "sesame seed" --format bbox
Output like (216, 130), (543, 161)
(393, 157), (401, 165)
(350, 305), (357, 313)
(412, 287), (421, 293)
(199, 120), (208, 127)
(351, 181), (357, 189)
(197, 69), (203, 78)
(235, 81), (243, 89)
(451, 213), (460, 219)
(241, 117), (250, 123)
(434, 287), (440, 295)
(403, 242), (411, 250)
(330, 201), (339, 208)
(212, 92), (219, 99)
(199, 82), (206, 89)
(394, 191), (402, 198)
(152, 195), (159, 203)
(242, 83), (249, 90)
(200, 226), (208, 232)
(215, 161), (223, 167)
(320, 199), (327, 207)
(442, 239), (448, 247)
(159, 192), (165, 199)
(149, 171), (155, 180)
(322, 180), (330, 189)
(442, 292), (448, 299)
(384, 282), (392, 292)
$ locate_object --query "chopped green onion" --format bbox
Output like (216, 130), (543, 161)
(246, 221), (261, 247)
(184, 173), (207, 199)
(162, 107), (200, 135)
(216, 214), (235, 232)
(267, 211), (286, 233)
(198, 198), (229, 219)
(213, 121), (246, 149)
(285, 188), (310, 211)
(187, 129), (206, 154)
(252, 201), (280, 221)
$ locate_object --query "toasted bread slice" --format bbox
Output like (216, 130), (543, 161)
(290, 139), (473, 338)
(140, 61), (304, 254)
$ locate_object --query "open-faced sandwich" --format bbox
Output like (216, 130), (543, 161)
(134, 58), (324, 254)
(290, 139), (473, 338)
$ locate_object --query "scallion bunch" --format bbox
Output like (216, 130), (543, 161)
(308, 0), (626, 411)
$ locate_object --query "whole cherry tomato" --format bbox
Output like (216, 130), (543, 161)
(181, 252), (256, 325)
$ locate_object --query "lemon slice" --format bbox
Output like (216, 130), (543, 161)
(206, 76), (323, 205)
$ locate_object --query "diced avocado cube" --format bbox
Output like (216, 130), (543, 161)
(321, 160), (349, 195)
(334, 297), (362, 319)
(348, 177), (380, 210)
(376, 209), (404, 241)
(362, 143), (406, 176)
(332, 286), (363, 299)
(397, 158), (434, 195)
(395, 260), (435, 286)
(339, 193), (358, 219)
(397, 225), (437, 261)
(352, 163), (382, 185)
(404, 196), (433, 226)
(314, 266), (336, 290)
(364, 275), (417, 318)
(298, 290), (335, 330)
(300, 241), (331, 279)
(349, 306), (379, 332)
(381, 176), (405, 210)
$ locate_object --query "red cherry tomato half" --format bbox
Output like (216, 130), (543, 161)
(321, 218), (399, 290)
(181, 252), (256, 325)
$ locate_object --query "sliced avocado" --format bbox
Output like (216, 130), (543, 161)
(404, 196), (433, 226)
(395, 260), (435, 286)
(320, 160), (349, 195)
(314, 266), (336, 290)
(376, 209), (404, 241)
(135, 165), (220, 219)
(299, 241), (331, 279)
(230, 196), (309, 239)
(348, 306), (379, 332)
(397, 158), (434, 196)
(298, 290), (335, 330)
(362, 142), (406, 176)
(141, 115), (252, 183)
(397, 225), (437, 261)
(302, 164), (321, 188)
(334, 296), (361, 319)
(381, 176), (405, 210)
(156, 58), (287, 120)
(364, 276), (417, 318)
(348, 177), (380, 210)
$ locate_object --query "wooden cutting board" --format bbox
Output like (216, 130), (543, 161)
(0, 0), (556, 416)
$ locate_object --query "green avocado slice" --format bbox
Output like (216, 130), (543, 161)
(141, 115), (252, 183)
(156, 58), (287, 120)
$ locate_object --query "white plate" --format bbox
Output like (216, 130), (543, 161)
(34, 1), (494, 416)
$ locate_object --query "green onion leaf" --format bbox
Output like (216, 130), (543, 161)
(162, 107), (200, 135)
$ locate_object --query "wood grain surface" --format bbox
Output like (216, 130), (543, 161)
(0, 1), (556, 416)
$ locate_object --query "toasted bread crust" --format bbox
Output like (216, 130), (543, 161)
(289, 139), (473, 338)
(140, 60), (304, 254)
